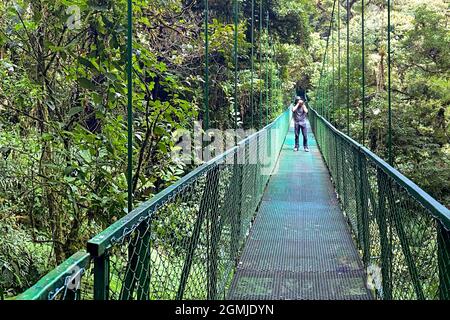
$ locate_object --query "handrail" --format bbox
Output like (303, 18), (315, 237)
(15, 106), (291, 300)
(87, 147), (236, 257)
(87, 107), (291, 258)
(311, 107), (450, 230)
(310, 107), (450, 300)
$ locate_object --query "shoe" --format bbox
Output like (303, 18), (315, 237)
(293, 147), (298, 152)
(304, 147), (310, 152)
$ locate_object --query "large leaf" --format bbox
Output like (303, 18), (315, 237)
(68, 106), (83, 118)
(78, 77), (96, 90)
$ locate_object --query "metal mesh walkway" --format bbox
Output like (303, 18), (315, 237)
(228, 120), (372, 300)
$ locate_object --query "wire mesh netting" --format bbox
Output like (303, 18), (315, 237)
(16, 108), (290, 300)
(88, 109), (290, 300)
(310, 108), (450, 300)
(18, 106), (450, 300)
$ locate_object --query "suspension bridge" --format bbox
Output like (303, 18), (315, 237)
(14, 0), (450, 300)
(17, 106), (450, 300)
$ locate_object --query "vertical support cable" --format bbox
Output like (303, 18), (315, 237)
(251, 0), (255, 128)
(320, 50), (325, 116)
(387, 0), (393, 164)
(277, 63), (280, 110)
(329, 55), (332, 120)
(321, 77), (324, 115)
(332, 12), (335, 125)
(322, 60), (325, 117)
(259, 0), (263, 128)
(337, 0), (341, 127)
(361, 0), (365, 145)
(322, 74), (325, 116)
(346, 0), (350, 135)
(323, 60), (326, 117)
(265, 10), (269, 125)
(317, 0), (336, 118)
(233, 0), (238, 145)
(324, 53), (328, 119)
(317, 68), (321, 115)
(271, 41), (274, 117)
(204, 0), (209, 131)
(127, 0), (133, 213)
(328, 41), (331, 121)
(318, 71), (322, 115)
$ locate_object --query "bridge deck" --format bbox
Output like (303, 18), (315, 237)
(228, 120), (372, 300)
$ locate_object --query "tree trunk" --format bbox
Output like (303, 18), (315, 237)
(31, 1), (66, 264)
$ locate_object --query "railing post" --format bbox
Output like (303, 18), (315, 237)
(334, 131), (341, 198)
(353, 147), (363, 247)
(331, 129), (337, 175)
(358, 153), (370, 266)
(376, 169), (392, 299)
(341, 140), (348, 212)
(252, 136), (259, 213)
(135, 226), (152, 300)
(240, 141), (250, 223)
(326, 121), (331, 163)
(93, 254), (109, 300)
(438, 224), (450, 300)
(256, 133), (262, 201)
(231, 151), (243, 264)
(267, 125), (272, 170)
(120, 221), (152, 300)
(177, 165), (219, 300)
(208, 186), (220, 300)
(385, 181), (425, 299)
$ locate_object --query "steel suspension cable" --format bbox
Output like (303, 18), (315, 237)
(323, 51), (330, 119)
(233, 0), (238, 145)
(321, 56), (325, 116)
(317, 0), (336, 117)
(204, 0), (209, 131)
(127, 0), (133, 213)
(259, 0), (263, 128)
(332, 12), (335, 125)
(251, 0), (255, 128)
(338, 0), (341, 96)
(346, 0), (350, 135)
(265, 10), (269, 125)
(318, 65), (322, 114)
(361, 0), (365, 145)
(271, 41), (274, 116)
(277, 62), (281, 109)
(387, 0), (393, 164)
(328, 42), (331, 120)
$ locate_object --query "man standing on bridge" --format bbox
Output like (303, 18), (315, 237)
(292, 96), (309, 152)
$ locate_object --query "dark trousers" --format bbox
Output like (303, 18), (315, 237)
(294, 123), (308, 149)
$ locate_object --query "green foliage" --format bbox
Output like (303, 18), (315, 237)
(0, 0), (314, 296)
(3, 0), (447, 299)
(0, 0), (198, 295)
(0, 216), (52, 298)
(311, 0), (449, 207)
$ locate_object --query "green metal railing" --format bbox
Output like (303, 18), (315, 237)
(16, 251), (91, 300)
(310, 108), (450, 300)
(16, 101), (450, 300)
(17, 108), (291, 300)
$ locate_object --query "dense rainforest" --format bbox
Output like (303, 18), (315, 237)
(0, 0), (448, 298)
